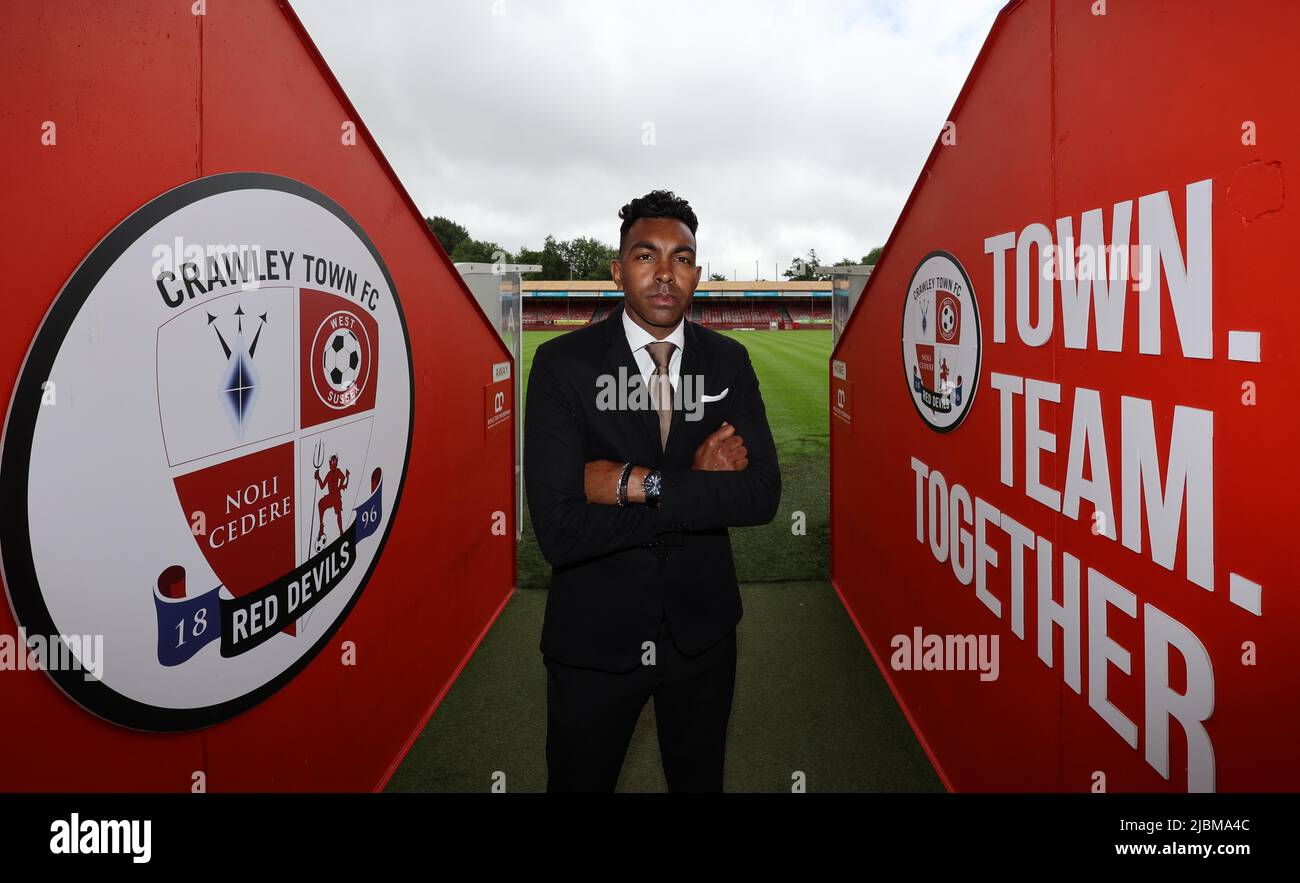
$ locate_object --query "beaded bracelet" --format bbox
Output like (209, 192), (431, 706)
(615, 461), (634, 507)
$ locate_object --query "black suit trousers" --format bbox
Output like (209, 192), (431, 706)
(544, 620), (737, 793)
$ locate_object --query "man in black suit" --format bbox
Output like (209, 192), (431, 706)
(524, 189), (781, 793)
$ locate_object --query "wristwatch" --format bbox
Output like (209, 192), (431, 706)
(641, 469), (663, 508)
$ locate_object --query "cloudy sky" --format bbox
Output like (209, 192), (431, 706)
(293, 0), (1004, 280)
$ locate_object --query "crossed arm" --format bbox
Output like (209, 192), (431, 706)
(523, 350), (782, 569)
(582, 421), (746, 505)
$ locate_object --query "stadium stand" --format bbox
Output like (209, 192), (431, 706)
(521, 280), (838, 330)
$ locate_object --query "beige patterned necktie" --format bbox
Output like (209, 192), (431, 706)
(645, 341), (677, 451)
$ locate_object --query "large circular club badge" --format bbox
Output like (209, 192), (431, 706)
(0, 173), (413, 731)
(901, 250), (981, 432)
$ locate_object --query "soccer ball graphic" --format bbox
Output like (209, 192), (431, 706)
(323, 328), (362, 391)
(939, 300), (957, 339)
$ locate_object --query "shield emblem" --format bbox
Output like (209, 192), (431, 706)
(157, 284), (383, 654)
(915, 342), (936, 392)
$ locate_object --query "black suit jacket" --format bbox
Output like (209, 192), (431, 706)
(524, 303), (781, 672)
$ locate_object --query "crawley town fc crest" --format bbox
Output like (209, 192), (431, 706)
(901, 251), (981, 432)
(0, 173), (413, 731)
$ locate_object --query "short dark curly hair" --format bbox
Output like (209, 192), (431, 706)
(618, 190), (699, 255)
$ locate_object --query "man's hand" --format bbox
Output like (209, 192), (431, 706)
(692, 421), (748, 471)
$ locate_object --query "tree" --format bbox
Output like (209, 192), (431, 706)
(512, 235), (616, 281)
(537, 236), (570, 280)
(448, 238), (507, 265)
(559, 236), (618, 281)
(515, 244), (546, 280)
(426, 216), (470, 256)
(782, 249), (828, 281)
(708, 273), (728, 282)
(863, 246), (884, 265)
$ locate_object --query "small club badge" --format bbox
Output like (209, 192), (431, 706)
(310, 309), (372, 410)
(901, 250), (981, 432)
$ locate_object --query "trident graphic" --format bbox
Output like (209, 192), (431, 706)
(299, 438), (328, 635)
(309, 439), (326, 551)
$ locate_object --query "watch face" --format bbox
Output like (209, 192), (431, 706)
(644, 471), (663, 497)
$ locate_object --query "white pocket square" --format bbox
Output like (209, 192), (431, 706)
(700, 388), (729, 403)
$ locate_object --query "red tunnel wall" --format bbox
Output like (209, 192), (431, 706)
(831, 0), (1298, 792)
(0, 1), (514, 790)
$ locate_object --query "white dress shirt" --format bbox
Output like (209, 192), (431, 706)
(623, 306), (685, 394)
